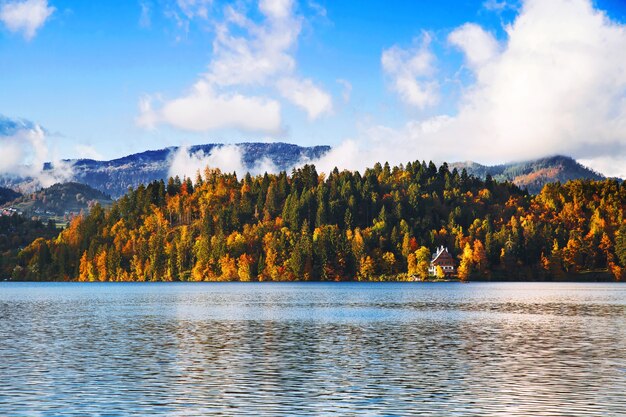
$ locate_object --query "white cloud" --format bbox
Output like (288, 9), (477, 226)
(307, 1), (326, 18)
(277, 77), (332, 120)
(75, 144), (104, 160)
(0, 0), (54, 40)
(305, 0), (626, 179)
(446, 0), (626, 167)
(483, 0), (511, 11)
(163, 0), (212, 33)
(139, 0), (151, 28)
(136, 95), (160, 130)
(259, 0), (292, 20)
(0, 137), (24, 173)
(176, 0), (212, 19)
(139, 0), (332, 133)
(206, 1), (300, 87)
(306, 116), (453, 174)
(169, 145), (246, 178)
(448, 23), (499, 69)
(37, 159), (73, 188)
(168, 144), (279, 179)
(382, 34), (439, 109)
(0, 121), (74, 189)
(137, 81), (282, 134)
(337, 79), (352, 103)
(577, 155), (626, 179)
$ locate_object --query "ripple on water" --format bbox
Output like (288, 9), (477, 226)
(0, 282), (624, 416)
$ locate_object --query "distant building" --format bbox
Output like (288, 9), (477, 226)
(429, 246), (456, 277)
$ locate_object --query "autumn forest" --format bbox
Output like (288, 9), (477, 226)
(5, 161), (626, 282)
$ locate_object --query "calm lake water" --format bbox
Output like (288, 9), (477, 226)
(0, 282), (624, 416)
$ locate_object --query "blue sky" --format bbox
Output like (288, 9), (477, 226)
(2, 0), (626, 177)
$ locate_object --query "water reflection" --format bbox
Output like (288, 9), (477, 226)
(0, 282), (624, 416)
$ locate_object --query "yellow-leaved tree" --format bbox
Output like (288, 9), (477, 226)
(457, 242), (474, 282)
(435, 265), (445, 279)
(359, 256), (375, 281)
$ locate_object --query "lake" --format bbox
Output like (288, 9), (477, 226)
(0, 282), (624, 416)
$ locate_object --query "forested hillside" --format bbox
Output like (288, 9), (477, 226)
(451, 155), (607, 194)
(0, 187), (21, 205)
(3, 182), (112, 215)
(0, 216), (59, 278)
(0, 143), (331, 198)
(8, 161), (626, 282)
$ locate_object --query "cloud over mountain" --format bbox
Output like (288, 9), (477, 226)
(0, 115), (73, 189)
(137, 82), (282, 134)
(313, 0), (626, 178)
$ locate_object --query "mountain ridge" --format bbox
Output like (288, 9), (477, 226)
(0, 142), (617, 197)
(450, 155), (610, 194)
(1, 182), (113, 224)
(2, 142), (331, 198)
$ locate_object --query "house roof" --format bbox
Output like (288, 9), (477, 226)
(431, 246), (453, 264)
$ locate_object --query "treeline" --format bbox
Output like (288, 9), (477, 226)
(8, 161), (626, 281)
(0, 216), (59, 277)
(0, 186), (21, 205)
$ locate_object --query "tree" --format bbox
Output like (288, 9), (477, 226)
(615, 223), (626, 267)
(401, 233), (412, 259)
(549, 240), (565, 280)
(407, 253), (418, 276)
(359, 256), (376, 281)
(289, 222), (313, 280)
(237, 254), (254, 282)
(382, 252), (396, 275)
(435, 265), (445, 279)
(472, 239), (488, 276)
(351, 229), (365, 261)
(192, 236), (210, 281)
(562, 234), (582, 273)
(264, 183), (280, 219)
(219, 255), (238, 281)
(176, 226), (194, 280)
(411, 246), (431, 280)
(78, 251), (93, 282)
(95, 249), (108, 282)
(315, 187), (328, 227)
(457, 242), (474, 281)
(11, 158), (625, 284)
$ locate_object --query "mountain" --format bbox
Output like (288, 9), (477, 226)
(1, 182), (113, 224)
(451, 155), (608, 194)
(0, 143), (611, 198)
(0, 187), (21, 205)
(0, 142), (330, 198)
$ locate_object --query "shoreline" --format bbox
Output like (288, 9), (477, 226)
(2, 277), (621, 283)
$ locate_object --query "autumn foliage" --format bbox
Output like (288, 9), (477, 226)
(8, 161), (626, 282)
